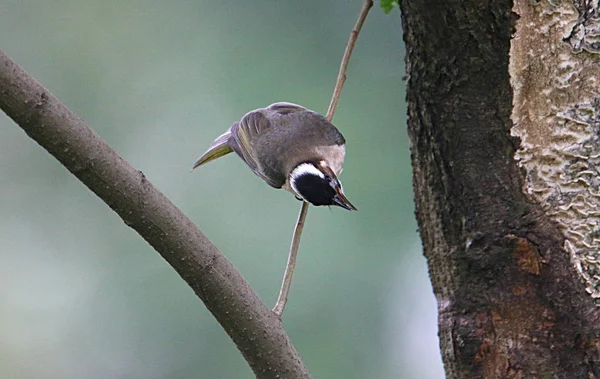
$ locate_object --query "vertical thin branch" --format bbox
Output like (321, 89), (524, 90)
(272, 201), (310, 316)
(326, 0), (374, 121)
(273, 0), (374, 317)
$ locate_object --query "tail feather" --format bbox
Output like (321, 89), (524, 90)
(191, 130), (233, 170)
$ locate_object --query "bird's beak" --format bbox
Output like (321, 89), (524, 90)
(334, 188), (357, 211)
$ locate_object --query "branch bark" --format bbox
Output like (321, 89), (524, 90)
(0, 50), (310, 379)
(400, 0), (600, 377)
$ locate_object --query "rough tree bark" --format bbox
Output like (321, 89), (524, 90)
(400, 0), (600, 377)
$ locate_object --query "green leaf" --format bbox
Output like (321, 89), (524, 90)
(380, 0), (399, 14)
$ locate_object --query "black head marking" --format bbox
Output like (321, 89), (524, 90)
(293, 172), (337, 206)
(289, 162), (356, 210)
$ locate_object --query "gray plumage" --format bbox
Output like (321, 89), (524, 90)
(193, 102), (346, 189)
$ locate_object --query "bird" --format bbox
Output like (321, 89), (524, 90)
(192, 102), (356, 211)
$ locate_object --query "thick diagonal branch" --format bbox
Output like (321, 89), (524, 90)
(0, 50), (310, 379)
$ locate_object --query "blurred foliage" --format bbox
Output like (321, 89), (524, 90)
(381, 0), (400, 14)
(0, 0), (443, 378)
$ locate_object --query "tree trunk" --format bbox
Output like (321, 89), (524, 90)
(399, 0), (600, 377)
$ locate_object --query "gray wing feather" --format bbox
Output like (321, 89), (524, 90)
(192, 129), (234, 170)
(194, 102), (345, 189)
(230, 111), (283, 187)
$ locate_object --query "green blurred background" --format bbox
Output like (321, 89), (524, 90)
(0, 1), (443, 378)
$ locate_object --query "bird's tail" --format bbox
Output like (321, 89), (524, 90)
(191, 129), (234, 170)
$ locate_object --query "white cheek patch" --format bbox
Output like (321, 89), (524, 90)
(291, 163), (324, 181)
(290, 163), (324, 197)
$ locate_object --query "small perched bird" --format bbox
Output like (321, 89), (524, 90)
(192, 102), (356, 210)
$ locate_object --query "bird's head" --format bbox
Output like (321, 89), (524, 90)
(289, 161), (357, 211)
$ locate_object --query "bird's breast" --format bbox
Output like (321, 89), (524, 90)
(312, 144), (346, 175)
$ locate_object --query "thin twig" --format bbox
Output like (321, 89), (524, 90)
(273, 0), (374, 317)
(272, 201), (310, 316)
(326, 0), (374, 121)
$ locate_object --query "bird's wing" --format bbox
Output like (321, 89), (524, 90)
(191, 129), (234, 170)
(264, 102), (307, 115)
(230, 110), (282, 187)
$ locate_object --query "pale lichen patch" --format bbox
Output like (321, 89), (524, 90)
(511, 0), (600, 298)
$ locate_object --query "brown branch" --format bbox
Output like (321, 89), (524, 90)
(0, 49), (310, 379)
(326, 0), (374, 121)
(273, 201), (310, 316)
(272, 0), (374, 317)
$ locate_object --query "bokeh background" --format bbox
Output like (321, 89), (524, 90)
(0, 1), (444, 378)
